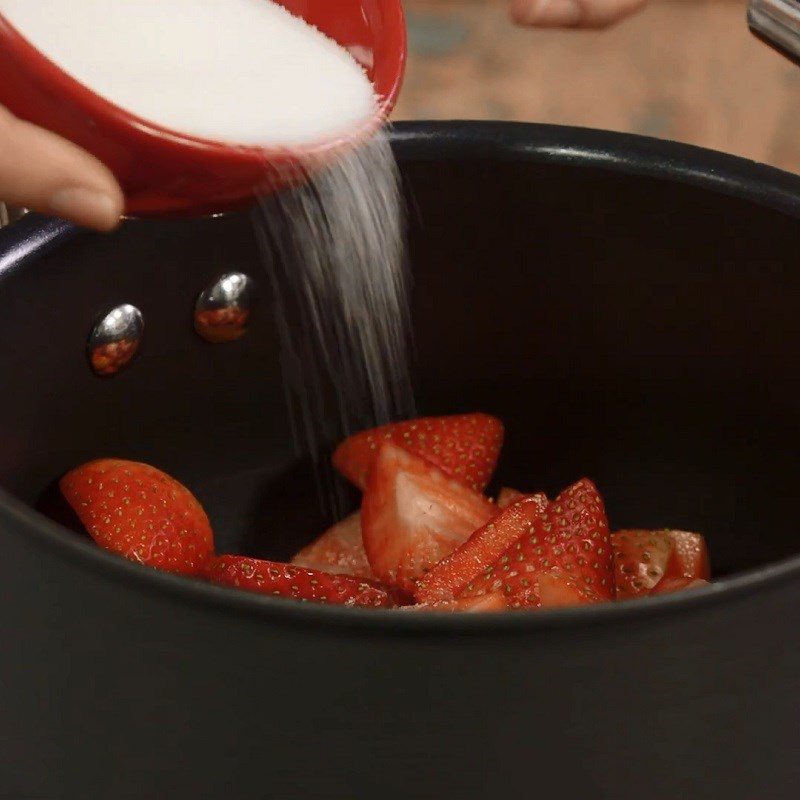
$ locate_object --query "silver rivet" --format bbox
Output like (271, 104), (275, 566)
(194, 272), (253, 343)
(88, 304), (143, 377)
(0, 204), (27, 228)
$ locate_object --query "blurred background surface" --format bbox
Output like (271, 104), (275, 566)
(394, 0), (800, 172)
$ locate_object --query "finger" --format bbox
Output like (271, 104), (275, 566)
(510, 0), (646, 28)
(0, 107), (124, 231)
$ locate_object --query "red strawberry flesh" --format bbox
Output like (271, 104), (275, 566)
(333, 413), (504, 492)
(414, 493), (548, 603)
(361, 443), (496, 593)
(60, 458), (214, 576)
(536, 569), (603, 607)
(497, 487), (526, 509)
(291, 512), (372, 578)
(665, 530), (710, 581)
(612, 529), (710, 600)
(612, 530), (674, 600)
(404, 593), (507, 613)
(509, 568), (603, 609)
(208, 556), (397, 608)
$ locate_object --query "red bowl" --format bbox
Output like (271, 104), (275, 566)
(0, 1), (407, 217)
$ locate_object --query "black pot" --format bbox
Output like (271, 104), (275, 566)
(0, 122), (798, 799)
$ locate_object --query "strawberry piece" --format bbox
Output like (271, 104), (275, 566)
(509, 569), (603, 609)
(651, 576), (709, 595)
(612, 530), (674, 600)
(459, 478), (614, 601)
(536, 569), (603, 607)
(361, 443), (496, 593)
(208, 556), (397, 608)
(497, 487), (527, 509)
(612, 529), (710, 600)
(333, 413), (504, 492)
(403, 593), (507, 613)
(665, 530), (710, 581)
(60, 458), (214, 576)
(415, 493), (548, 603)
(291, 512), (372, 578)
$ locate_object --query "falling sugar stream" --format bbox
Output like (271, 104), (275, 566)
(253, 131), (416, 518)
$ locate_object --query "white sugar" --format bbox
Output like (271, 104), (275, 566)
(255, 132), (415, 517)
(0, 0), (377, 146)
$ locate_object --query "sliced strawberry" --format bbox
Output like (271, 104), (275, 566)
(497, 487), (527, 509)
(650, 576), (709, 596)
(208, 556), (397, 608)
(333, 413), (504, 492)
(415, 493), (548, 603)
(612, 529), (710, 600)
(291, 512), (372, 578)
(459, 478), (614, 601)
(612, 530), (674, 600)
(60, 458), (214, 576)
(665, 530), (710, 581)
(403, 593), (507, 613)
(509, 569), (603, 609)
(536, 569), (603, 607)
(361, 443), (496, 593)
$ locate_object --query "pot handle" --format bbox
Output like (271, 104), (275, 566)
(0, 211), (78, 274)
(749, 0), (800, 65)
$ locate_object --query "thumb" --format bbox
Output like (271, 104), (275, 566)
(0, 107), (124, 231)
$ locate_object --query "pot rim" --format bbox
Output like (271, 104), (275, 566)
(2, 120), (799, 632)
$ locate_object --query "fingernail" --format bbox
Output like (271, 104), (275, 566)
(516, 0), (581, 25)
(49, 187), (121, 229)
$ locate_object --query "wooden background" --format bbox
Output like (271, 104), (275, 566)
(393, 0), (800, 173)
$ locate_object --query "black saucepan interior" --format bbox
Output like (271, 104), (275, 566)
(1, 127), (799, 581)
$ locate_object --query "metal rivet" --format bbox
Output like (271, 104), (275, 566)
(194, 272), (253, 343)
(88, 304), (143, 377)
(0, 204), (27, 228)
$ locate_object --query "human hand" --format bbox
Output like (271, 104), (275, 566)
(0, 106), (123, 231)
(510, 0), (646, 28)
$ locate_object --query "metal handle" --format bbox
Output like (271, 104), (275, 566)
(749, 0), (800, 66)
